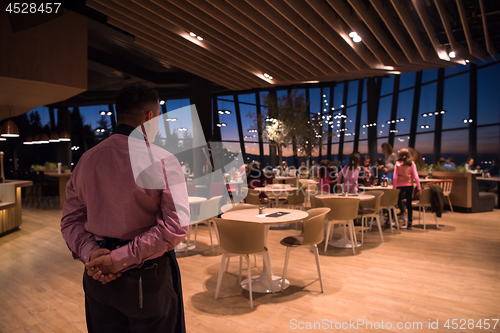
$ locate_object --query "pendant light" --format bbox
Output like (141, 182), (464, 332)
(2, 105), (19, 137)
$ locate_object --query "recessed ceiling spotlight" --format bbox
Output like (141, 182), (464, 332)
(449, 51), (456, 58)
(465, 59), (470, 63)
(349, 31), (358, 38)
(189, 32), (196, 37)
(196, 36), (203, 41)
(160, 100), (165, 105)
(263, 73), (269, 78)
(353, 35), (362, 43)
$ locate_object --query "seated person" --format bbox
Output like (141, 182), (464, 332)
(318, 160), (335, 193)
(359, 155), (374, 186)
(181, 162), (191, 175)
(465, 157), (475, 172)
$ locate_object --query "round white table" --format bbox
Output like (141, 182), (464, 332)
(175, 196), (208, 253)
(253, 186), (298, 206)
(221, 208), (308, 293)
(316, 193), (375, 249)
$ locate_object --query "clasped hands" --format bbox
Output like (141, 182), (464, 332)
(85, 248), (122, 284)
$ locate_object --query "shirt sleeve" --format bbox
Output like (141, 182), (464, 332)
(412, 162), (421, 190)
(110, 154), (190, 272)
(385, 154), (397, 174)
(60, 176), (101, 264)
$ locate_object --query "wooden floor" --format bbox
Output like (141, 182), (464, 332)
(1, 207), (500, 333)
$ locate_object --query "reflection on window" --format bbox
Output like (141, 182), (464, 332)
(359, 103), (368, 140)
(244, 142), (260, 163)
(417, 83), (437, 133)
(443, 73), (469, 130)
(441, 129), (468, 165)
(393, 135), (411, 153)
(239, 103), (258, 142)
(477, 126), (499, 164)
(415, 133), (434, 164)
(217, 99), (238, 141)
(377, 96), (392, 138)
(395, 89), (413, 135)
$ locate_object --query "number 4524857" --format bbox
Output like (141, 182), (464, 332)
(444, 319), (498, 330)
(5, 3), (61, 14)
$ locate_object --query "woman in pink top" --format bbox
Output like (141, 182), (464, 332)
(337, 154), (362, 194)
(393, 148), (421, 230)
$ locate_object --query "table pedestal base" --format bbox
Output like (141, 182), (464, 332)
(175, 242), (196, 253)
(241, 273), (289, 293)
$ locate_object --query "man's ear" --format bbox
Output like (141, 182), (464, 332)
(146, 110), (154, 121)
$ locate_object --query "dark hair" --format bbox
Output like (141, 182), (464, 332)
(346, 154), (360, 169)
(377, 158), (385, 166)
(381, 142), (394, 157)
(362, 155), (371, 163)
(318, 160), (330, 178)
(397, 148), (414, 166)
(115, 83), (159, 123)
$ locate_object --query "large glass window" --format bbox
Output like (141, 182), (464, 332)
(399, 72), (416, 90)
(217, 99), (238, 141)
(380, 75), (394, 96)
(442, 73), (469, 130)
(347, 80), (359, 106)
(415, 133), (434, 164)
(417, 83), (437, 133)
(333, 83), (344, 110)
(477, 63), (500, 126)
(377, 96), (392, 138)
(359, 103), (368, 140)
(477, 126), (499, 165)
(441, 129), (469, 165)
(445, 63), (469, 77)
(395, 89), (413, 135)
(358, 140), (368, 155)
(422, 68), (438, 83)
(309, 87), (321, 114)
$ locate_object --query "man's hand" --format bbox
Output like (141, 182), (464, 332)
(86, 249), (121, 284)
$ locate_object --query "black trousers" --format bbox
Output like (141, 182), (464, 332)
(397, 186), (414, 222)
(83, 250), (185, 333)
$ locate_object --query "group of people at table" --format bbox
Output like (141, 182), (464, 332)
(245, 143), (423, 230)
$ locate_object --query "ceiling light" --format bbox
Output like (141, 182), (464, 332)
(465, 59), (470, 63)
(107, 111), (112, 116)
(353, 35), (362, 43)
(449, 51), (456, 58)
(99, 110), (106, 116)
(349, 31), (358, 38)
(189, 32), (196, 37)
(196, 36), (203, 41)
(160, 100), (165, 105)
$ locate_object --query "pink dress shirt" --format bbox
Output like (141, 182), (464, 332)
(337, 166), (361, 193)
(61, 128), (189, 273)
(393, 161), (422, 190)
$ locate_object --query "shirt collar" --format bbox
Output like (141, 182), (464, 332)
(113, 124), (136, 137)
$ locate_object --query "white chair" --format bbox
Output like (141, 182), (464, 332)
(213, 218), (274, 308)
(319, 197), (361, 254)
(412, 188), (439, 230)
(426, 179), (454, 212)
(187, 195), (222, 254)
(378, 188), (401, 232)
(357, 191), (384, 244)
(280, 208), (330, 292)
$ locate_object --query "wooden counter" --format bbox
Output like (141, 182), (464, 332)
(0, 180), (33, 236)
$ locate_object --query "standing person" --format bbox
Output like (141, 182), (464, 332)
(61, 83), (190, 333)
(336, 154), (362, 193)
(393, 148), (421, 230)
(380, 143), (397, 175)
(408, 147), (425, 169)
(310, 160), (319, 180)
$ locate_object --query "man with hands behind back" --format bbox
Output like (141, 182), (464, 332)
(61, 83), (190, 333)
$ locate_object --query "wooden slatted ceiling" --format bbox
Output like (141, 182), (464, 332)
(86, 0), (497, 91)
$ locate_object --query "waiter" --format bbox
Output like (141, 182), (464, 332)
(61, 83), (190, 333)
